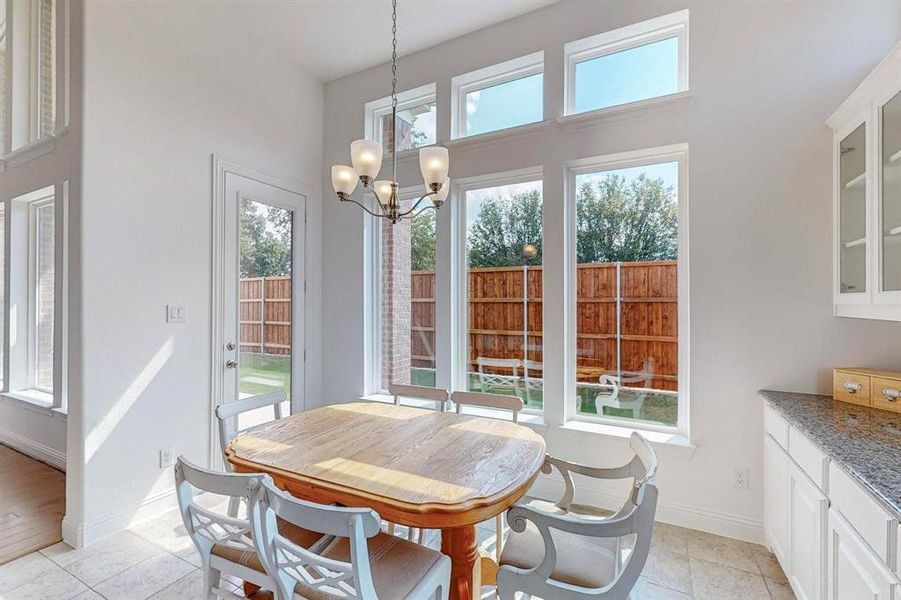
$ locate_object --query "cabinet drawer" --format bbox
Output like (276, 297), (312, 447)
(870, 377), (901, 414)
(765, 404), (790, 449)
(829, 462), (897, 563)
(789, 427), (829, 492)
(833, 372), (871, 406)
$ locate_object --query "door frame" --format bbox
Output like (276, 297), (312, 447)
(210, 154), (309, 471)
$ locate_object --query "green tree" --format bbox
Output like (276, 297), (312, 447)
(576, 173), (677, 263)
(410, 210), (436, 271)
(468, 190), (543, 268)
(240, 199), (293, 277)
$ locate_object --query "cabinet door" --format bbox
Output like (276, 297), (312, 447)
(879, 88), (901, 299)
(827, 509), (897, 600)
(838, 122), (868, 297)
(790, 465), (828, 600)
(765, 434), (791, 567)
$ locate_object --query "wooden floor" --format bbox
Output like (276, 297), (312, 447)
(0, 444), (65, 565)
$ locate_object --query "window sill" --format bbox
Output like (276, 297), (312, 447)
(557, 90), (693, 133)
(1, 390), (65, 418)
(560, 419), (694, 458)
(447, 120), (552, 154)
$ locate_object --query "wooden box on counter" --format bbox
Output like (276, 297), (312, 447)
(833, 368), (901, 413)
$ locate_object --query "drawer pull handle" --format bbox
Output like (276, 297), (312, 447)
(881, 387), (901, 401)
(843, 381), (862, 394)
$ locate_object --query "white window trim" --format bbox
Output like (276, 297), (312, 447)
(363, 185), (426, 396)
(564, 9), (689, 116)
(452, 166), (544, 412)
(27, 194), (53, 394)
(451, 51), (544, 140)
(564, 144), (690, 437)
(364, 82), (436, 157)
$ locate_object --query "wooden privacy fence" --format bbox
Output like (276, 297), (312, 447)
(411, 261), (678, 391)
(239, 276), (292, 355)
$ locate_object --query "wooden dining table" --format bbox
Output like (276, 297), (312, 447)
(225, 401), (546, 600)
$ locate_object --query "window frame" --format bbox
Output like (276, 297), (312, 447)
(27, 193), (53, 394)
(564, 144), (689, 435)
(450, 51), (544, 140)
(564, 9), (689, 117)
(452, 166), (544, 412)
(364, 82), (437, 156)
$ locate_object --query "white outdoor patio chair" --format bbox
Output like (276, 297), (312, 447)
(496, 432), (659, 600)
(251, 478), (451, 600)
(216, 391), (288, 517)
(594, 358), (656, 420)
(175, 457), (330, 600)
(523, 359), (544, 406)
(476, 356), (522, 396)
(385, 383), (450, 544)
(451, 390), (525, 562)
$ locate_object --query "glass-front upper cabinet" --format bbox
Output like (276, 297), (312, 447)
(839, 124), (867, 295)
(827, 41), (901, 321)
(880, 90), (901, 295)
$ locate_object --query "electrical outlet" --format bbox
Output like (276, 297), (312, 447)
(166, 304), (186, 323)
(159, 448), (174, 469)
(732, 466), (750, 489)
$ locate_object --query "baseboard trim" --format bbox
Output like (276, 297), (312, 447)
(0, 428), (66, 471)
(529, 476), (764, 545)
(63, 487), (178, 548)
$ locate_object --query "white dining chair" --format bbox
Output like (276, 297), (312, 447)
(389, 383), (449, 412)
(451, 390), (524, 561)
(175, 457), (330, 600)
(251, 478), (451, 600)
(496, 432), (659, 600)
(386, 383), (450, 545)
(216, 391), (287, 516)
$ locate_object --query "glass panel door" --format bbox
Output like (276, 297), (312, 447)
(882, 91), (901, 292)
(839, 124), (867, 294)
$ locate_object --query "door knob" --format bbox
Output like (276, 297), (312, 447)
(225, 360), (238, 369)
(226, 342), (236, 351)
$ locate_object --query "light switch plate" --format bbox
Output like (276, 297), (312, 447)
(166, 305), (186, 323)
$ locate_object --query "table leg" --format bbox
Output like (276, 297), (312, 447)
(441, 525), (481, 600)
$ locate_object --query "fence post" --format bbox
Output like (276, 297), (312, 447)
(615, 262), (622, 382)
(259, 277), (265, 354)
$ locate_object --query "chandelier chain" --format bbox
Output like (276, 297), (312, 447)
(391, 0), (398, 182)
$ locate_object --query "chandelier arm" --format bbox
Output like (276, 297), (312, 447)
(408, 204), (440, 220)
(340, 195), (387, 219)
(396, 192), (438, 218)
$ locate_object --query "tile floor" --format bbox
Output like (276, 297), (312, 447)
(0, 496), (793, 600)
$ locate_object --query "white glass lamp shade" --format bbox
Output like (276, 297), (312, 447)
(331, 165), (358, 196)
(350, 139), (383, 179)
(428, 177), (450, 205)
(419, 146), (449, 187)
(373, 180), (396, 207)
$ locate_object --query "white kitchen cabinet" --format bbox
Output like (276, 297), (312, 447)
(789, 464), (828, 600)
(766, 433), (791, 567)
(827, 508), (898, 600)
(828, 42), (901, 321)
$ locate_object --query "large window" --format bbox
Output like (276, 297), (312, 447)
(365, 83), (436, 154)
(460, 175), (543, 410)
(569, 148), (685, 430)
(452, 52), (543, 139)
(31, 197), (54, 392)
(565, 10), (688, 115)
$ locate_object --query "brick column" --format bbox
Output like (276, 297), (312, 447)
(380, 214), (412, 388)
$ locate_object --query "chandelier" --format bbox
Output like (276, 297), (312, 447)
(330, 0), (450, 224)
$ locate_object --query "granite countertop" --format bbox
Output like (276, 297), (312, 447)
(760, 389), (901, 518)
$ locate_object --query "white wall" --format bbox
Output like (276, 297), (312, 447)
(321, 0), (901, 542)
(73, 0), (323, 545)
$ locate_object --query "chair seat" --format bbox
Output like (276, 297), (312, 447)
(211, 517), (327, 573)
(524, 498), (613, 520)
(296, 532), (446, 600)
(499, 519), (618, 589)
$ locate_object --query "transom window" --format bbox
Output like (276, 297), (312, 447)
(364, 83), (436, 154)
(565, 10), (688, 115)
(452, 51), (544, 139)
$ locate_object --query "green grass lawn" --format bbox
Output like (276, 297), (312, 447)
(239, 352), (291, 397)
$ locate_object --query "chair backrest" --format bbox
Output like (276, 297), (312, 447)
(477, 356), (522, 394)
(451, 390), (524, 423)
(388, 383), (449, 411)
(522, 359), (544, 392)
(251, 478), (382, 600)
(619, 357), (656, 388)
(216, 391), (286, 470)
(174, 456), (267, 560)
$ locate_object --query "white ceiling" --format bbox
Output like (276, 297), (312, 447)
(211, 0), (557, 81)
